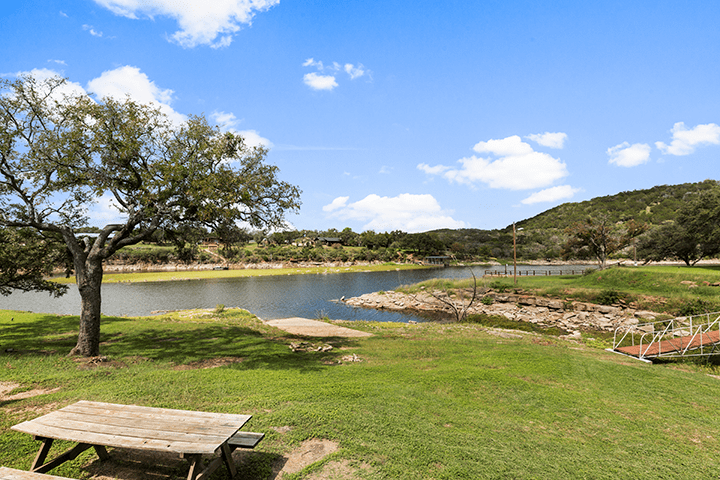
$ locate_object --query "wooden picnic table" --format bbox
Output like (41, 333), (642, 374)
(11, 400), (252, 480)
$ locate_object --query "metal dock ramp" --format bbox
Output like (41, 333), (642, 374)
(609, 312), (720, 362)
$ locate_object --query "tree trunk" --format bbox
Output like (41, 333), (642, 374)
(69, 258), (103, 357)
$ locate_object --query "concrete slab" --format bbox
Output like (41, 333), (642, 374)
(264, 317), (372, 337)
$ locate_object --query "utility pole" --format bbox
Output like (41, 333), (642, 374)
(513, 222), (517, 285)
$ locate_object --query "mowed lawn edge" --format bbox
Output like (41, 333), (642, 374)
(1, 308), (720, 479)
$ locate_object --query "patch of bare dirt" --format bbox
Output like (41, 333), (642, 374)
(172, 356), (243, 370)
(304, 459), (373, 480)
(0, 381), (61, 402)
(73, 356), (128, 370)
(274, 439), (339, 477)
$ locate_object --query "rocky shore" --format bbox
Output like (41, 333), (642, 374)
(343, 289), (661, 334)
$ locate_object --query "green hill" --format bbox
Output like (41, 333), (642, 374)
(517, 179), (719, 231)
(429, 179), (719, 261)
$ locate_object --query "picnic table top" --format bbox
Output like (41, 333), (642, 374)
(11, 401), (251, 455)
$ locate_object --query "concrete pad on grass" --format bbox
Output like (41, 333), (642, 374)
(265, 318), (372, 337)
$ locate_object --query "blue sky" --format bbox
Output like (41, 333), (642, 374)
(2, 1), (720, 233)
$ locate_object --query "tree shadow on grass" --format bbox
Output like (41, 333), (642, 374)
(0, 314), (365, 373)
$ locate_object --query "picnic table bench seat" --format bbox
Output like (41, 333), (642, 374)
(0, 467), (74, 480)
(228, 431), (265, 450)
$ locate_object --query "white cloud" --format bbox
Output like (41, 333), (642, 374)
(323, 193), (467, 232)
(210, 111), (272, 148)
(607, 142), (651, 167)
(417, 163), (449, 175)
(322, 196), (349, 212)
(236, 129), (273, 148)
(655, 122), (720, 156)
(344, 63), (366, 80)
(83, 24), (103, 37)
(521, 185), (581, 205)
(419, 135), (568, 190)
(303, 58), (321, 68)
(5, 68), (87, 103)
(87, 66), (187, 125)
(89, 193), (127, 223)
(303, 58), (370, 90)
(303, 72), (338, 91)
(379, 166), (392, 174)
(211, 110), (240, 128)
(526, 132), (567, 149)
(91, 0), (279, 48)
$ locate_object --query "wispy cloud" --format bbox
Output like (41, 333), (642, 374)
(210, 111), (272, 148)
(323, 193), (467, 232)
(526, 132), (567, 149)
(419, 135), (568, 190)
(521, 185), (581, 205)
(655, 122), (720, 156)
(302, 58), (370, 91)
(607, 142), (651, 167)
(91, 0), (279, 48)
(83, 24), (103, 37)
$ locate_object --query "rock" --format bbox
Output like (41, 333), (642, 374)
(518, 296), (536, 306)
(548, 300), (564, 310)
(634, 310), (657, 321)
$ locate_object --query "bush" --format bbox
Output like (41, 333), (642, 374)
(481, 296), (494, 305)
(595, 289), (623, 305)
(677, 298), (713, 317)
(490, 281), (509, 292)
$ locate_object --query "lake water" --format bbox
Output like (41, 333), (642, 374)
(0, 265), (590, 323)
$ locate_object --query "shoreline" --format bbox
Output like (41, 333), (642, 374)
(50, 258), (720, 285)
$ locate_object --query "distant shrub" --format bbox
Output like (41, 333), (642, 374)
(215, 304), (225, 314)
(677, 298), (712, 317)
(490, 281), (509, 292)
(596, 289), (623, 305)
(481, 296), (494, 305)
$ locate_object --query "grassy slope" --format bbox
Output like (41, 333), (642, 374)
(1, 309), (719, 479)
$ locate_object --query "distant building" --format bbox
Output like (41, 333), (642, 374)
(423, 256), (451, 266)
(314, 237), (343, 246)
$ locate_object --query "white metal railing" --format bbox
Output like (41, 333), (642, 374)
(611, 312), (720, 360)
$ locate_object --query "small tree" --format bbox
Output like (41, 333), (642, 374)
(562, 216), (647, 270)
(0, 74), (301, 356)
(412, 270), (480, 322)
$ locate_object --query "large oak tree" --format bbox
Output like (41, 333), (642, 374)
(0, 74), (301, 356)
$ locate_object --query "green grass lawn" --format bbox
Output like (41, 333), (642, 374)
(1, 308), (720, 479)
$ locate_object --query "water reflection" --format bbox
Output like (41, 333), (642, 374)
(0, 265), (589, 322)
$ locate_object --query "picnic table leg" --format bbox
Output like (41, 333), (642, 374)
(31, 437), (53, 471)
(184, 454), (203, 480)
(220, 442), (237, 477)
(32, 442), (92, 473)
(94, 445), (110, 461)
